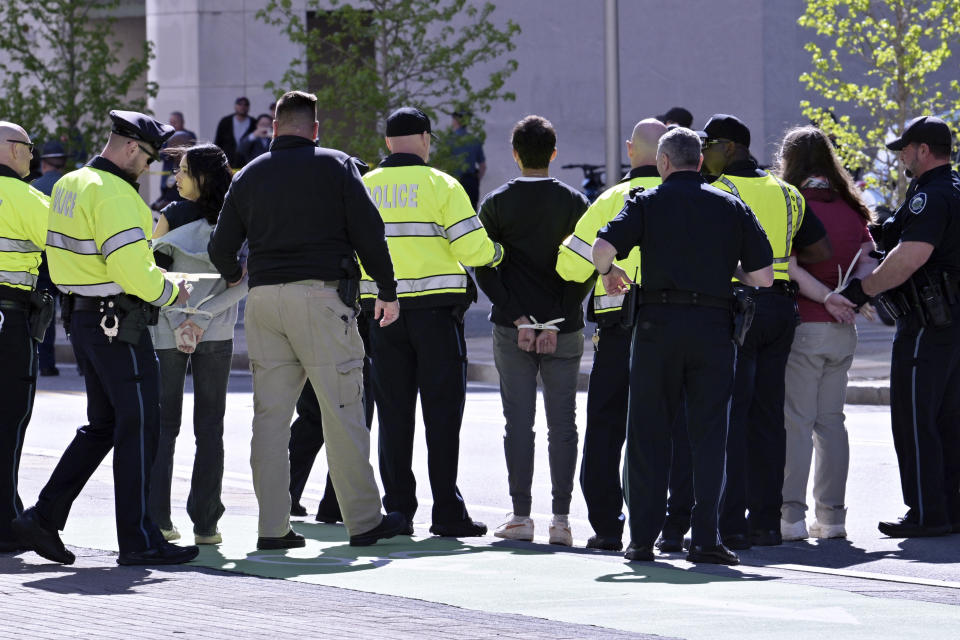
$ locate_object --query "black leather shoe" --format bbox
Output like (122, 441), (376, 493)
(623, 542), (655, 561)
(12, 508), (74, 565)
(350, 512), (406, 546)
(40, 366), (60, 377)
(0, 538), (28, 553)
(687, 543), (740, 565)
(878, 518), (951, 538)
(290, 503), (308, 517)
(586, 535), (622, 551)
(257, 529), (306, 550)
(400, 521), (414, 536)
(750, 529), (782, 546)
(118, 541), (199, 566)
(721, 533), (752, 550)
(430, 518), (487, 538)
(655, 534), (684, 552)
(315, 510), (342, 524)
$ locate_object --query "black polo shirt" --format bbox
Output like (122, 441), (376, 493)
(598, 171), (773, 299)
(885, 164), (960, 275)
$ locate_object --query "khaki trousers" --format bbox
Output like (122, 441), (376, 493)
(782, 322), (856, 525)
(244, 281), (382, 537)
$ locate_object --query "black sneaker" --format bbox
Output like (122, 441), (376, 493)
(623, 542), (655, 561)
(586, 535), (622, 551)
(315, 510), (342, 524)
(257, 529), (306, 550)
(349, 512), (406, 546)
(429, 518), (487, 538)
(11, 507), (74, 565)
(290, 503), (308, 517)
(118, 541), (200, 566)
(687, 543), (740, 565)
(878, 517), (951, 538)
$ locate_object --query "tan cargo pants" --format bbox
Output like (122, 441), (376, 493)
(244, 280), (383, 537)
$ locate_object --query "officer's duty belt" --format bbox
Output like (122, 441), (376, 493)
(636, 288), (732, 311)
(71, 295), (121, 312)
(736, 280), (798, 297)
(0, 287), (32, 307)
(0, 299), (29, 311)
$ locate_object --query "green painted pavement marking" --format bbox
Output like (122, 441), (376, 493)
(59, 514), (960, 640)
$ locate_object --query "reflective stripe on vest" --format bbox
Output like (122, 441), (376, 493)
(101, 227), (146, 259)
(384, 222), (446, 238)
(485, 242), (503, 268)
(565, 235), (593, 263)
(46, 231), (99, 255)
(0, 237), (42, 253)
(360, 273), (468, 297)
(594, 292), (625, 313)
(149, 279), (175, 305)
(0, 270), (37, 288)
(57, 282), (124, 297)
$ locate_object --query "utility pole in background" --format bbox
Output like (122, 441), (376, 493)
(604, 0), (620, 189)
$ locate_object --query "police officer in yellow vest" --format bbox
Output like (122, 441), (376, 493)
(698, 114), (831, 549)
(0, 122), (50, 554)
(556, 118), (667, 551)
(361, 107), (503, 537)
(12, 111), (199, 566)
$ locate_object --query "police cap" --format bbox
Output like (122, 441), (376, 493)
(39, 141), (67, 159)
(109, 110), (176, 160)
(657, 107), (693, 128)
(885, 115), (953, 151)
(386, 107), (437, 139)
(697, 114), (751, 148)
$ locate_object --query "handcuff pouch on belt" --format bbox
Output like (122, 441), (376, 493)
(28, 289), (55, 343)
(877, 269), (957, 329)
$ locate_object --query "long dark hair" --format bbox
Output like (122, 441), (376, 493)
(166, 143), (232, 224)
(776, 126), (873, 223)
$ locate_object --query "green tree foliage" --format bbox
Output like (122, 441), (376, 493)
(258, 0), (519, 170)
(0, 0), (157, 164)
(798, 0), (960, 208)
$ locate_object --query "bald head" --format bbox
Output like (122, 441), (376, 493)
(627, 118), (668, 168)
(0, 121), (34, 178)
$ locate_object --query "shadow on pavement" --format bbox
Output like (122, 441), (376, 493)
(1, 555), (169, 595)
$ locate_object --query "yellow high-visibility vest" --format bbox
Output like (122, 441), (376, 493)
(0, 169), (49, 292)
(46, 162), (177, 305)
(712, 171), (804, 282)
(359, 162), (503, 303)
(556, 172), (661, 318)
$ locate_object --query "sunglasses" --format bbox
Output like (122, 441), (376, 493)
(7, 139), (35, 152)
(136, 143), (159, 164)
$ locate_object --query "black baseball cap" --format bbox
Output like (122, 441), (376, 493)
(697, 114), (751, 148)
(657, 107), (693, 128)
(886, 115), (953, 151)
(109, 110), (175, 160)
(39, 141), (67, 159)
(386, 107), (437, 138)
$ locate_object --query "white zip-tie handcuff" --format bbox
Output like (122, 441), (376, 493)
(167, 294), (216, 318)
(0, 309), (4, 334)
(517, 316), (565, 331)
(823, 248), (862, 304)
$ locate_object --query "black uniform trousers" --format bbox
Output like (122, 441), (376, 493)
(720, 290), (797, 536)
(35, 310), (163, 554)
(0, 304), (37, 544)
(288, 332), (375, 519)
(368, 306), (471, 526)
(889, 306), (960, 528)
(579, 324), (692, 539)
(625, 305), (734, 548)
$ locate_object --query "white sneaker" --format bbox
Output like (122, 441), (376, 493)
(548, 514), (573, 546)
(494, 514), (534, 541)
(195, 530), (222, 545)
(809, 520), (847, 539)
(160, 526), (181, 542)
(780, 518), (808, 541)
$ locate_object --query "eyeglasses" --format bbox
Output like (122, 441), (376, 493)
(136, 143), (158, 165)
(6, 139), (35, 152)
(701, 139), (731, 151)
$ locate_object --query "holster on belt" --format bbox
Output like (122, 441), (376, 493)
(28, 289), (55, 342)
(337, 256), (361, 312)
(115, 294), (159, 344)
(731, 287), (755, 347)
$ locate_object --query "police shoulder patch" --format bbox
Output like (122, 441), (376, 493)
(909, 192), (927, 215)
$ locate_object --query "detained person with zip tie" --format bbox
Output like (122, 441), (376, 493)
(0, 122), (52, 555)
(593, 127), (774, 565)
(836, 116), (960, 538)
(13, 111), (198, 566)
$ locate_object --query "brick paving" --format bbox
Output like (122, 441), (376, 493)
(0, 547), (673, 640)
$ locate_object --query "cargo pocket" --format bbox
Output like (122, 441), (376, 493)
(336, 359), (364, 408)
